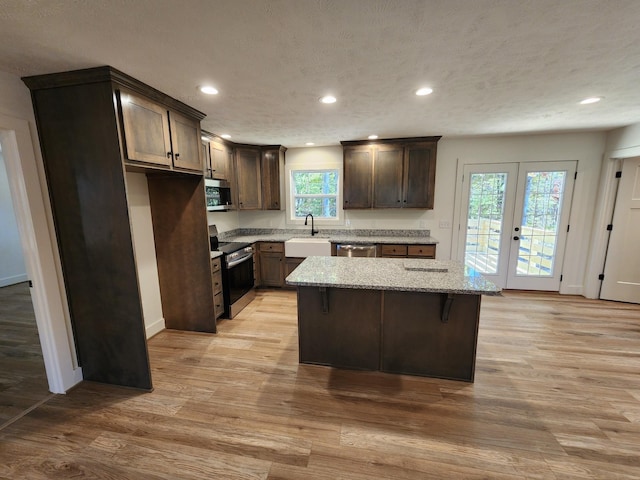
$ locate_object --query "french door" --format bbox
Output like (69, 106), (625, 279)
(459, 161), (576, 290)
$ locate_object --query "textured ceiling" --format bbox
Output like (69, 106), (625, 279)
(1, 0), (640, 147)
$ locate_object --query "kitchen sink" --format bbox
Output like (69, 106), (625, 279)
(284, 237), (332, 257)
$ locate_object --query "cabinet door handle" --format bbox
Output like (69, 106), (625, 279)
(167, 152), (172, 158)
(175, 153), (180, 159)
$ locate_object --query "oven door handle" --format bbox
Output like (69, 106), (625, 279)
(227, 252), (254, 268)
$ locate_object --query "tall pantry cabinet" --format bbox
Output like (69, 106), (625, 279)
(23, 66), (215, 390)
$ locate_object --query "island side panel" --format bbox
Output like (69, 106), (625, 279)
(381, 292), (481, 381)
(297, 287), (381, 370)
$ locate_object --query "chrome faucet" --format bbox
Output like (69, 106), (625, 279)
(304, 213), (319, 236)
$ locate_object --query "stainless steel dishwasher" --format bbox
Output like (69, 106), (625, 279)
(336, 244), (377, 257)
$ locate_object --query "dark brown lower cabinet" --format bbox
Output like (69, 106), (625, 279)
(284, 258), (304, 289)
(296, 287), (481, 381)
(297, 287), (381, 370)
(382, 291), (480, 381)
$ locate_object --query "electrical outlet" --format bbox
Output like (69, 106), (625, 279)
(345, 219), (351, 227)
(439, 220), (452, 229)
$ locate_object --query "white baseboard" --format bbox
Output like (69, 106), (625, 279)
(145, 317), (165, 339)
(559, 284), (584, 296)
(0, 273), (28, 288)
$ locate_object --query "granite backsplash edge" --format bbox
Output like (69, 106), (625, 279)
(217, 228), (431, 240)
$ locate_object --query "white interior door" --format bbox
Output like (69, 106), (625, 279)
(506, 161), (576, 290)
(600, 157), (640, 303)
(459, 163), (518, 288)
(460, 161), (576, 291)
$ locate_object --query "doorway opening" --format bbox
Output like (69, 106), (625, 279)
(0, 141), (50, 429)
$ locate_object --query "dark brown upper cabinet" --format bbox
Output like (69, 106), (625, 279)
(233, 144), (286, 210)
(261, 146), (286, 210)
(341, 137), (441, 210)
(343, 145), (374, 209)
(373, 144), (404, 208)
(119, 88), (202, 173)
(201, 132), (231, 181)
(235, 146), (262, 210)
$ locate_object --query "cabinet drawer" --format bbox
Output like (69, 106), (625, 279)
(259, 242), (284, 253)
(381, 244), (407, 257)
(212, 271), (223, 295)
(213, 292), (224, 319)
(407, 244), (436, 258)
(211, 257), (222, 273)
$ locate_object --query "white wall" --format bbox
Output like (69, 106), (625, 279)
(442, 133), (606, 295)
(0, 69), (82, 393)
(207, 209), (240, 233)
(606, 122), (640, 152)
(125, 172), (164, 338)
(0, 147), (27, 286)
(231, 132), (607, 294)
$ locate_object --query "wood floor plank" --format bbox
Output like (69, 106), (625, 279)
(0, 282), (49, 426)
(1, 289), (639, 478)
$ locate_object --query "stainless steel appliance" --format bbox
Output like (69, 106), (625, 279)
(336, 244), (377, 257)
(205, 178), (232, 211)
(209, 226), (255, 318)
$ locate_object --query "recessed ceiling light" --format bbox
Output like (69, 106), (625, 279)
(415, 87), (433, 96)
(579, 97), (602, 105)
(319, 95), (337, 104)
(368, 135), (378, 140)
(199, 85), (219, 95)
(220, 134), (231, 139)
(305, 142), (315, 146)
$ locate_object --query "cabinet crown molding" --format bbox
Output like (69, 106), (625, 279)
(23, 65), (206, 121)
(340, 136), (442, 147)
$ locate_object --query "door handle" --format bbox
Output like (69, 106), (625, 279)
(513, 236), (520, 241)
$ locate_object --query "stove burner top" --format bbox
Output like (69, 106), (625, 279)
(217, 241), (251, 255)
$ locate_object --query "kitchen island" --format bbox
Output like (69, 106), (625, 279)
(286, 257), (500, 382)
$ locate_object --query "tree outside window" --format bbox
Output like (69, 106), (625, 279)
(291, 170), (339, 218)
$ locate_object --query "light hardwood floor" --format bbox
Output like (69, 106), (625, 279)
(1, 289), (639, 479)
(0, 282), (50, 428)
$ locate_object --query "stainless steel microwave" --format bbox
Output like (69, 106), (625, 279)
(205, 179), (233, 211)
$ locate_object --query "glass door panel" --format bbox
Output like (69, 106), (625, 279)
(516, 171), (567, 276)
(465, 173), (507, 274)
(506, 161), (576, 290)
(459, 163), (518, 289)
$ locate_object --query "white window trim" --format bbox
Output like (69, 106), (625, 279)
(285, 161), (343, 226)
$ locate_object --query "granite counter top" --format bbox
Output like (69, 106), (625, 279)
(219, 228), (439, 245)
(285, 257), (501, 295)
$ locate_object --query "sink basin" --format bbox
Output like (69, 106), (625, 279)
(284, 237), (332, 257)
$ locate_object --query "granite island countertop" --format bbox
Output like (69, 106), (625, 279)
(285, 256), (501, 295)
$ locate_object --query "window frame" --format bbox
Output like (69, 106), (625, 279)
(285, 162), (343, 226)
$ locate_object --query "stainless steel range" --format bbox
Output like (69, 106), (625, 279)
(210, 227), (255, 318)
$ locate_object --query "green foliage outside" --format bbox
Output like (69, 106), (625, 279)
(522, 172), (565, 232)
(468, 173), (506, 222)
(292, 170), (338, 218)
(468, 171), (565, 231)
